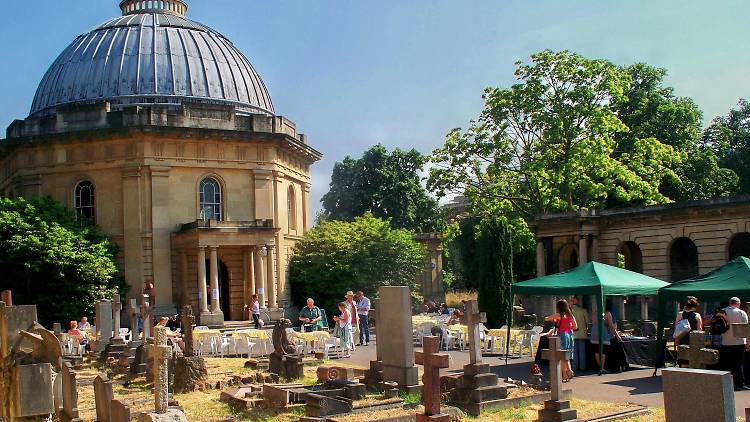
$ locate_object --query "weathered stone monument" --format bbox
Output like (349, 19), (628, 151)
(536, 337), (580, 422)
(140, 295), (153, 341)
(94, 374), (114, 422)
(138, 326), (188, 422)
(111, 399), (132, 422)
(415, 336), (450, 422)
(269, 318), (304, 380)
(450, 300), (508, 415)
(365, 286), (420, 393)
(60, 363), (82, 422)
(677, 331), (719, 369)
(662, 368), (735, 422)
(127, 298), (141, 342)
(173, 306), (208, 393)
(95, 300), (114, 352)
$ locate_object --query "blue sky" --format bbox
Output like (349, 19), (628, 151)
(0, 1), (748, 216)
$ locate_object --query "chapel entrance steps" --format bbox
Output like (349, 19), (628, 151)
(221, 320), (276, 331)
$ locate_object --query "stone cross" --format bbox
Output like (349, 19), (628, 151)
(112, 294), (123, 340)
(153, 326), (173, 414)
(677, 331), (718, 369)
(127, 298), (140, 342)
(460, 300), (486, 364)
(541, 336), (568, 402)
(180, 305), (195, 357)
(140, 295), (153, 340)
(415, 336), (450, 421)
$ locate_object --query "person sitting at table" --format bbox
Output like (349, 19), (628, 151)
(299, 298), (324, 332)
(79, 316), (91, 330)
(67, 321), (88, 349)
(439, 303), (451, 316)
(157, 317), (185, 353)
(447, 309), (463, 325)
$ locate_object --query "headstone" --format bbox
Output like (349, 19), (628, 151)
(450, 300), (508, 416)
(53, 322), (63, 334)
(263, 384), (291, 407)
(415, 336), (450, 422)
(153, 326), (172, 413)
(305, 393), (353, 418)
(94, 374), (114, 422)
(180, 306), (195, 357)
(127, 298), (141, 343)
(140, 295), (153, 340)
(662, 368), (734, 422)
(316, 365), (355, 383)
(112, 294), (123, 342)
(111, 399), (132, 422)
(95, 301), (114, 351)
(1, 289), (12, 306)
(677, 331), (719, 369)
(377, 286), (419, 394)
(537, 337), (580, 422)
(61, 363), (82, 422)
(14, 363), (55, 417)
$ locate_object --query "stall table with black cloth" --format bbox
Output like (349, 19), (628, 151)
(509, 261), (669, 373)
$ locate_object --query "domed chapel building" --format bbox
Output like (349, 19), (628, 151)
(0, 0), (322, 326)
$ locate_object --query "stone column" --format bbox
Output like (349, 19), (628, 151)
(248, 248), (256, 301)
(590, 234), (600, 263)
(197, 247), (209, 314)
(112, 295), (122, 342)
(209, 246), (220, 313)
(153, 326), (172, 414)
(617, 296), (626, 323)
(121, 165), (144, 300)
(579, 235), (588, 265)
(536, 240), (546, 277)
(640, 296), (649, 320)
(266, 246), (276, 308)
(302, 183), (311, 231)
(150, 166), (173, 307)
(254, 247), (266, 308)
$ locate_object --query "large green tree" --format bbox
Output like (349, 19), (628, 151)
(0, 196), (124, 326)
(428, 50), (679, 219)
(322, 144), (443, 232)
(288, 214), (426, 319)
(703, 99), (750, 194)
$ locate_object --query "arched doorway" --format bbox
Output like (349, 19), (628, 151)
(670, 237), (698, 281)
(618, 241), (643, 273)
(558, 243), (579, 272)
(728, 232), (750, 260)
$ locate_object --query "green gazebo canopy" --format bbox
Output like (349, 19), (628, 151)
(511, 261), (670, 297)
(658, 256), (750, 302)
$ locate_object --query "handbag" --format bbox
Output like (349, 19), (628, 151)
(673, 318), (691, 339)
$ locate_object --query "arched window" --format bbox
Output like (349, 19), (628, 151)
(74, 181), (96, 223)
(199, 177), (223, 221)
(670, 237), (699, 281)
(618, 241), (643, 273)
(728, 233), (750, 260)
(287, 185), (297, 231)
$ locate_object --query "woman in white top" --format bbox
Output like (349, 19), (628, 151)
(334, 302), (353, 357)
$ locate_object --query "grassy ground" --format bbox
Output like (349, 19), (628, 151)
(71, 356), (663, 421)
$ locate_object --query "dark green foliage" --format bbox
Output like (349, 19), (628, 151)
(0, 196), (124, 326)
(476, 217), (513, 328)
(321, 144), (444, 233)
(704, 99), (750, 195)
(288, 214), (426, 321)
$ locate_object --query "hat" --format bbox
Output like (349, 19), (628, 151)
(345, 291), (354, 297)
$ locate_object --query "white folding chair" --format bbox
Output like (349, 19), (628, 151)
(441, 327), (460, 351)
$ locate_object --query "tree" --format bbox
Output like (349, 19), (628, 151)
(0, 196), (123, 326)
(703, 99), (750, 194)
(476, 217), (514, 327)
(429, 50), (678, 220)
(288, 214), (426, 319)
(613, 63), (738, 202)
(322, 144), (443, 232)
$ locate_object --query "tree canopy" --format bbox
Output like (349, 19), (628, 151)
(288, 214), (426, 319)
(0, 196), (124, 326)
(703, 99), (750, 195)
(321, 144), (443, 232)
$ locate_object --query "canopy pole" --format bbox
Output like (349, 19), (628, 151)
(653, 293), (667, 376)
(596, 287), (606, 375)
(506, 293), (512, 366)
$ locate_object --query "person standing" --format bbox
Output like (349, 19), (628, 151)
(250, 294), (262, 329)
(722, 297), (749, 391)
(345, 291), (359, 350)
(570, 296), (589, 372)
(334, 302), (353, 358)
(356, 291), (371, 346)
(546, 299), (578, 381)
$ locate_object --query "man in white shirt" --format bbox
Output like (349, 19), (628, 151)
(722, 297), (749, 391)
(356, 291), (371, 346)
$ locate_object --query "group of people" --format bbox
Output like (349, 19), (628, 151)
(675, 296), (749, 391)
(298, 290), (371, 358)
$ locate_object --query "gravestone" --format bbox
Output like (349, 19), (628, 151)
(536, 337), (580, 422)
(112, 295), (123, 343)
(662, 368), (734, 422)
(677, 331), (718, 369)
(138, 326), (188, 422)
(180, 305), (195, 357)
(305, 393), (353, 418)
(415, 336), (450, 422)
(111, 399), (132, 422)
(376, 286), (420, 394)
(95, 301), (114, 352)
(1, 290), (12, 305)
(60, 363), (82, 422)
(451, 300), (508, 415)
(53, 322), (63, 334)
(94, 374), (114, 422)
(127, 298), (141, 343)
(14, 363), (55, 417)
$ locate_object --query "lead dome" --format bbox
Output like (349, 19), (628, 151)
(30, 0), (274, 117)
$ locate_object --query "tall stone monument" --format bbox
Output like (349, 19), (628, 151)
(95, 300), (114, 352)
(138, 326), (188, 422)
